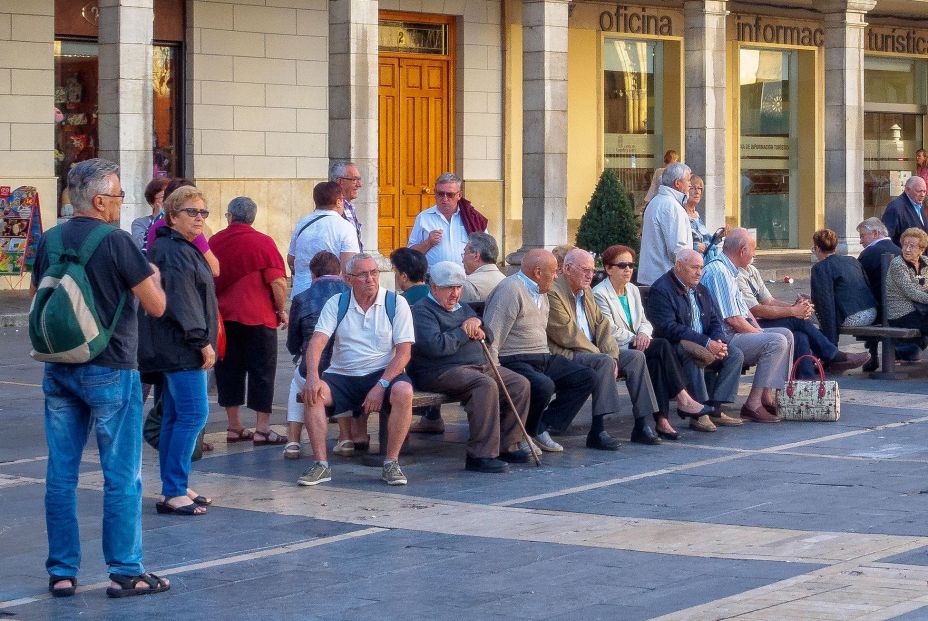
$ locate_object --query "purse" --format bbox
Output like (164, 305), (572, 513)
(679, 339), (716, 368)
(774, 355), (840, 422)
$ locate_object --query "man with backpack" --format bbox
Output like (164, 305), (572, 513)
(30, 158), (170, 598)
(298, 253), (416, 487)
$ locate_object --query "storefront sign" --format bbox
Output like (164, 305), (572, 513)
(867, 27), (928, 55)
(734, 14), (824, 48)
(598, 5), (673, 36)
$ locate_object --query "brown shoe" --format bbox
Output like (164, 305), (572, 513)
(740, 404), (780, 423)
(709, 412), (744, 427)
(409, 416), (445, 434)
(689, 415), (717, 432)
(827, 351), (871, 373)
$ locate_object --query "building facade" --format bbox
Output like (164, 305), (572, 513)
(2, 0), (928, 277)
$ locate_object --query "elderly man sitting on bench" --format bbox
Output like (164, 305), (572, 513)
(409, 261), (533, 473)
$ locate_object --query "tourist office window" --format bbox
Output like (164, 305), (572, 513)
(739, 48), (799, 250)
(863, 56), (928, 219)
(54, 41), (182, 217)
(603, 38), (663, 210)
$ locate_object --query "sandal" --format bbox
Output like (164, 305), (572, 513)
(190, 495), (212, 506)
(283, 441), (302, 460)
(253, 429), (288, 446)
(48, 575), (76, 598)
(226, 427), (254, 443)
(202, 441), (214, 452)
(105, 572), (170, 598)
(156, 497), (207, 516)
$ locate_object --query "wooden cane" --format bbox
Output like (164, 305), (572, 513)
(479, 340), (542, 467)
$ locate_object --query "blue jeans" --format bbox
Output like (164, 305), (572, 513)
(758, 317), (838, 379)
(43, 363), (144, 578)
(159, 369), (209, 498)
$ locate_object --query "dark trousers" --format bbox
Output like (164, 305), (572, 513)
(638, 337), (687, 417)
(215, 321), (277, 412)
(758, 317), (837, 379)
(500, 353), (595, 436)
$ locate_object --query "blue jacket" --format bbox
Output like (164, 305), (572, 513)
(646, 269), (725, 347)
(882, 192), (928, 247)
(810, 254), (876, 345)
(858, 237), (901, 315)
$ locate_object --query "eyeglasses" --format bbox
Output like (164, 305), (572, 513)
(179, 208), (209, 218)
(339, 176), (361, 182)
(98, 190), (125, 199)
(350, 269), (380, 280)
(569, 265), (596, 275)
(607, 262), (634, 270)
(435, 191), (458, 199)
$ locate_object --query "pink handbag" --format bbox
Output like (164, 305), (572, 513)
(774, 355), (840, 422)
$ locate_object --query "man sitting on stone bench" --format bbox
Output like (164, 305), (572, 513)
(298, 253), (415, 487)
(409, 261), (533, 473)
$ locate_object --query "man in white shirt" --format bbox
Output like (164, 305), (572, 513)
(408, 172), (482, 268)
(330, 160), (364, 250)
(287, 181), (359, 298)
(298, 253), (415, 487)
(637, 162), (693, 285)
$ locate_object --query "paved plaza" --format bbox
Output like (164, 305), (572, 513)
(3, 314), (928, 620)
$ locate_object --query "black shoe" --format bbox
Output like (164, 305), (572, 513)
(630, 420), (662, 445)
(465, 455), (510, 473)
(497, 448), (531, 464)
(862, 357), (879, 373)
(656, 428), (679, 441)
(586, 431), (621, 451)
(676, 404), (714, 419)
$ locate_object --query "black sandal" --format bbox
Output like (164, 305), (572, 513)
(191, 495), (212, 506)
(105, 572), (170, 598)
(155, 498), (207, 515)
(48, 575), (76, 598)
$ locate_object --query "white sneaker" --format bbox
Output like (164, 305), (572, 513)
(518, 438), (542, 458)
(533, 431), (564, 452)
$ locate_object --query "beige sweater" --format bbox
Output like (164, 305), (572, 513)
(483, 274), (550, 360)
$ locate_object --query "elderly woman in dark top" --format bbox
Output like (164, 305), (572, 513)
(885, 227), (928, 335)
(810, 228), (877, 345)
(139, 186), (218, 516)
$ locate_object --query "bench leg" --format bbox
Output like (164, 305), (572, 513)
(870, 337), (898, 380)
(361, 408), (413, 466)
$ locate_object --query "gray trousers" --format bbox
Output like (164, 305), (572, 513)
(574, 351), (656, 420)
(676, 343), (745, 404)
(728, 328), (794, 390)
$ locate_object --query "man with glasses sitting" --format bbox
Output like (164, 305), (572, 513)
(408, 172), (488, 269)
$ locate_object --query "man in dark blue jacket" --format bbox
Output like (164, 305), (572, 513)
(646, 249), (745, 431)
(881, 176), (928, 247)
(408, 261), (532, 473)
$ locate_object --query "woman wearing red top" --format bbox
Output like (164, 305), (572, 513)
(210, 196), (290, 445)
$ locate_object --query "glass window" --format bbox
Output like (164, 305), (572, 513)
(739, 48), (799, 249)
(864, 56), (927, 105)
(153, 45), (180, 178)
(603, 38), (662, 209)
(864, 112), (922, 218)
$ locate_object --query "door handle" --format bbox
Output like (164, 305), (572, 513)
(422, 187), (430, 194)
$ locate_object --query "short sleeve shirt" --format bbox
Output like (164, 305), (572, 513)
(406, 206), (472, 268)
(290, 211), (360, 298)
(31, 217), (153, 369)
(314, 287), (415, 376)
(737, 264), (772, 310)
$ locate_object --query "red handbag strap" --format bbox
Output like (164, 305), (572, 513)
(785, 354), (826, 398)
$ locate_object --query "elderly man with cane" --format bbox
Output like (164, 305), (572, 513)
(409, 261), (537, 472)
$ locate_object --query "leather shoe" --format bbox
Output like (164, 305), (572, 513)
(497, 448), (532, 464)
(533, 431), (564, 452)
(689, 415), (717, 432)
(709, 412), (743, 427)
(740, 404), (780, 423)
(465, 455), (509, 473)
(656, 428), (679, 441)
(827, 351), (871, 373)
(586, 431), (621, 451)
(630, 420), (661, 445)
(862, 357), (879, 373)
(676, 404), (715, 419)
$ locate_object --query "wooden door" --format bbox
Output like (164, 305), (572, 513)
(378, 55), (452, 254)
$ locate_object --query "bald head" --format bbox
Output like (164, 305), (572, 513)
(521, 249), (558, 294)
(722, 227), (755, 268)
(905, 175), (928, 205)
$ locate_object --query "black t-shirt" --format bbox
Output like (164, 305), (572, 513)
(32, 216), (153, 369)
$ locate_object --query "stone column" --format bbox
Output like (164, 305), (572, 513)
(683, 1), (727, 231)
(329, 0), (383, 262)
(508, 0), (569, 264)
(823, 0), (875, 255)
(97, 0), (154, 230)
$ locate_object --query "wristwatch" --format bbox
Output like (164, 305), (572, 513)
(377, 378), (390, 389)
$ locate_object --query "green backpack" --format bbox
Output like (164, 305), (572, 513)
(29, 223), (127, 363)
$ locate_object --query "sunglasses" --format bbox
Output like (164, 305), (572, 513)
(435, 191), (458, 199)
(608, 262), (634, 270)
(180, 208), (209, 218)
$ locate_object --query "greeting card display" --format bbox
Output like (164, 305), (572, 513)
(0, 186), (43, 276)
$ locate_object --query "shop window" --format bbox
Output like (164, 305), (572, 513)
(864, 57), (927, 106)
(864, 112), (922, 219)
(739, 48), (799, 250)
(603, 38), (662, 209)
(54, 40), (181, 217)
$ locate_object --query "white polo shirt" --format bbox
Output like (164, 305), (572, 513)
(314, 287), (415, 376)
(289, 210), (360, 298)
(407, 205), (476, 268)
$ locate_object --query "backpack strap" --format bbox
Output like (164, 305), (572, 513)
(77, 223), (118, 264)
(43, 227), (65, 265)
(332, 291), (352, 335)
(294, 214), (330, 243)
(385, 290), (396, 325)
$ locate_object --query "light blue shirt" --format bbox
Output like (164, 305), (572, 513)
(575, 291), (592, 341)
(907, 194), (925, 226)
(688, 288), (704, 335)
(700, 252), (751, 341)
(515, 271), (543, 308)
(427, 291), (461, 312)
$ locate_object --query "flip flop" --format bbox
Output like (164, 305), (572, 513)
(226, 427), (253, 443)
(48, 575), (76, 598)
(105, 573), (170, 598)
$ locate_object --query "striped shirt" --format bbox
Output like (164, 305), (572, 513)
(700, 253), (750, 341)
